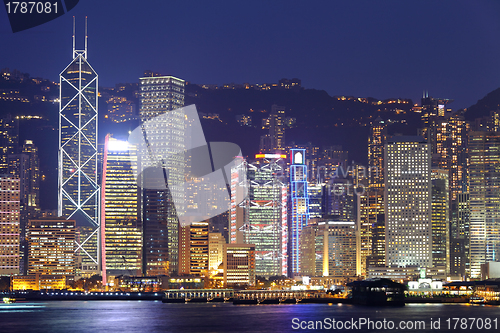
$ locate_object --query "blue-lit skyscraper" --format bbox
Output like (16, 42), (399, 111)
(289, 148), (309, 275)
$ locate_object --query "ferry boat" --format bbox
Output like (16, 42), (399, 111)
(347, 278), (406, 306)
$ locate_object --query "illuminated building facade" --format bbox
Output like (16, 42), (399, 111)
(27, 218), (75, 276)
(106, 97), (135, 123)
(366, 214), (385, 268)
(244, 154), (287, 277)
(385, 136), (432, 268)
(368, 117), (386, 190)
(307, 183), (323, 219)
(0, 115), (19, 174)
(289, 149), (309, 275)
(102, 136), (142, 276)
(230, 158), (247, 244)
(178, 221), (210, 276)
(450, 193), (469, 277)
(7, 153), (30, 274)
(300, 219), (357, 277)
(189, 221), (209, 276)
(431, 169), (449, 272)
(468, 131), (500, 278)
(270, 104), (285, 151)
(58, 25), (100, 273)
(223, 244), (255, 286)
(208, 233), (224, 271)
(0, 176), (20, 275)
(139, 74), (185, 276)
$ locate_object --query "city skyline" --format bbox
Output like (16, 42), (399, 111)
(2, 1), (500, 111)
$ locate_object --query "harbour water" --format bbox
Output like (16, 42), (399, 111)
(0, 301), (499, 332)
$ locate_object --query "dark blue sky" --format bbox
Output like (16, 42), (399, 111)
(2, 0), (500, 110)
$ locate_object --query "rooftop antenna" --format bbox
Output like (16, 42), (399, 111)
(85, 16), (88, 58)
(72, 16), (75, 59)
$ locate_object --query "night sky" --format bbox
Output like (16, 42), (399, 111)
(2, 0), (500, 110)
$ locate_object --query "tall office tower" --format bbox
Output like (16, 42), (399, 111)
(0, 176), (20, 275)
(21, 140), (40, 210)
(102, 137), (142, 276)
(58, 22), (100, 273)
(468, 131), (500, 278)
(139, 74), (185, 276)
(270, 104), (285, 151)
(385, 136), (432, 268)
(0, 115), (19, 174)
(230, 158), (248, 244)
(300, 219), (357, 277)
(289, 149), (309, 275)
(450, 192), (469, 277)
(223, 243), (255, 287)
(368, 117), (387, 189)
(27, 218), (75, 276)
(326, 178), (355, 220)
(208, 233), (224, 271)
(244, 154), (287, 277)
(7, 154), (29, 274)
(365, 118), (386, 276)
(358, 187), (384, 277)
(431, 169), (449, 272)
(259, 105), (285, 153)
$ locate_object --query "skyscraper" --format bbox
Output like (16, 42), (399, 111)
(139, 74), (185, 276)
(431, 169), (449, 272)
(245, 154), (287, 277)
(58, 20), (100, 273)
(270, 104), (285, 151)
(468, 131), (500, 278)
(289, 149), (309, 275)
(0, 175), (20, 275)
(102, 136), (142, 276)
(368, 117), (387, 190)
(260, 105), (285, 153)
(385, 136), (432, 268)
